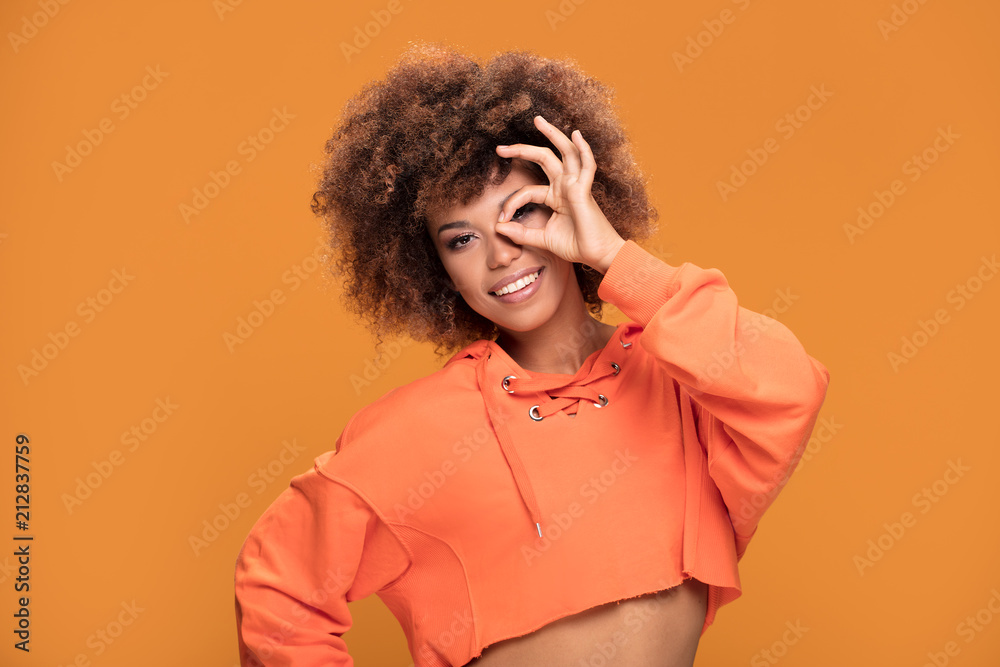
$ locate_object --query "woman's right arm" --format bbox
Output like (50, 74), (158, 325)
(234, 459), (411, 666)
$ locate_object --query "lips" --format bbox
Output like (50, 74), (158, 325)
(488, 266), (544, 295)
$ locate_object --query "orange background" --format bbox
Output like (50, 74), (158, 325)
(2, 0), (999, 665)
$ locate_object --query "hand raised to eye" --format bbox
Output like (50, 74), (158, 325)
(495, 115), (624, 274)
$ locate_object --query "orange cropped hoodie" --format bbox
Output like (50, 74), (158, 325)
(234, 239), (831, 667)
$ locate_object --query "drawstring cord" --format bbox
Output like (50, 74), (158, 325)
(476, 354), (545, 537)
(475, 326), (637, 538)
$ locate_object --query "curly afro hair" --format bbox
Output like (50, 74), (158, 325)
(310, 40), (659, 358)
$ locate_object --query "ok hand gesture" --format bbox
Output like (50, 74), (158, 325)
(495, 115), (625, 274)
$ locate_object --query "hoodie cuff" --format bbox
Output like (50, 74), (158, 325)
(597, 240), (683, 327)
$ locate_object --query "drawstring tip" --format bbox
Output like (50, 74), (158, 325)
(535, 522), (542, 538)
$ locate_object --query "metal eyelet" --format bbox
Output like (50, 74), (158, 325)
(593, 394), (609, 408)
(529, 405), (543, 421)
(501, 375), (517, 393)
(611, 362), (620, 375)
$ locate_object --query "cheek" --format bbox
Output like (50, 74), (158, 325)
(551, 260), (576, 287)
(441, 261), (476, 294)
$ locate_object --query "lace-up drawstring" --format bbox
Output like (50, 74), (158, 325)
(501, 359), (620, 421)
(475, 327), (638, 537)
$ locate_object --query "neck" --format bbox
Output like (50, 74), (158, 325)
(494, 294), (617, 376)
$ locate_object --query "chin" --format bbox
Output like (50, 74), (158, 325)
(486, 304), (560, 335)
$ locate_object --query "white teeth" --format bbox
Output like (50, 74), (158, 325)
(494, 271), (540, 296)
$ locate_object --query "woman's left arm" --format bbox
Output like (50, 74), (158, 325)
(493, 116), (830, 558)
(597, 240), (831, 558)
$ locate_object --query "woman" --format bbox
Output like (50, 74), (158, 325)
(234, 42), (830, 667)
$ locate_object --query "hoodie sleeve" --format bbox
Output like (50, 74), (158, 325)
(597, 240), (830, 559)
(234, 460), (411, 666)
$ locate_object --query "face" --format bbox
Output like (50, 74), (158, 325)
(425, 159), (581, 337)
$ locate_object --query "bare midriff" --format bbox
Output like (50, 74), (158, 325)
(463, 577), (709, 667)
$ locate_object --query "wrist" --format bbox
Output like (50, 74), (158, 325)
(591, 237), (626, 275)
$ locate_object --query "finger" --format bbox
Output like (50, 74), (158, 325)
(496, 142), (563, 184)
(572, 129), (596, 192)
(534, 114), (582, 176)
(495, 219), (547, 250)
(497, 184), (551, 223)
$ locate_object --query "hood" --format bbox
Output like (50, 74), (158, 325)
(445, 322), (643, 538)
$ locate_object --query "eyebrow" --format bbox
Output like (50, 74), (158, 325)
(436, 189), (520, 236)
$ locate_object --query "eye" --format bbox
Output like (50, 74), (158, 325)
(446, 233), (475, 250)
(510, 203), (537, 221)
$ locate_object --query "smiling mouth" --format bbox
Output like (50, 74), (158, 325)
(491, 269), (542, 296)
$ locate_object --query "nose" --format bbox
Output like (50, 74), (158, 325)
(486, 223), (522, 269)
